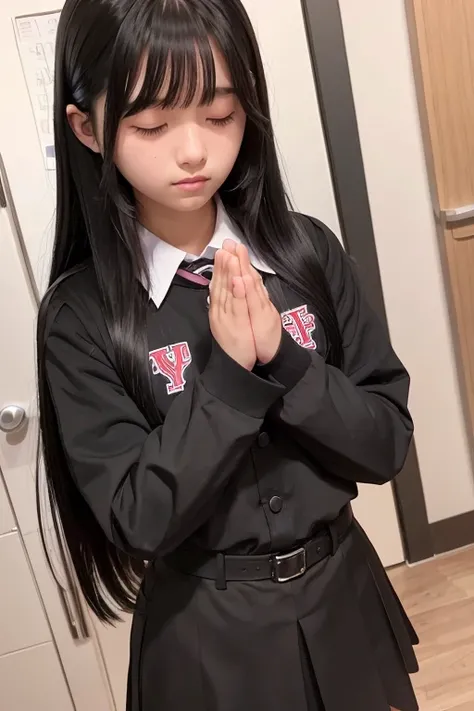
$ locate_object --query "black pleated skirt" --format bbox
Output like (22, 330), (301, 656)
(127, 520), (419, 711)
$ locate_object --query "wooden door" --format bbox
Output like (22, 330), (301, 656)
(407, 0), (474, 439)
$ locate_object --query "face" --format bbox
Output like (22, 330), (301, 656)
(68, 44), (247, 215)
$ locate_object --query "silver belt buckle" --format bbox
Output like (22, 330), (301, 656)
(272, 547), (307, 583)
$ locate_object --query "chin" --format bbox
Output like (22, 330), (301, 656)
(171, 193), (215, 212)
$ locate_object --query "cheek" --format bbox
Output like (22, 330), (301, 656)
(214, 118), (246, 171)
(114, 133), (164, 188)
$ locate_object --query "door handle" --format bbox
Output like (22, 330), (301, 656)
(57, 581), (89, 640)
(55, 543), (91, 640)
(38, 469), (91, 641)
(0, 405), (26, 433)
(441, 204), (474, 223)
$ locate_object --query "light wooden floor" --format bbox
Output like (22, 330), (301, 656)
(389, 546), (474, 711)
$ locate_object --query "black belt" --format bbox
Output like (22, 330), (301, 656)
(164, 505), (353, 589)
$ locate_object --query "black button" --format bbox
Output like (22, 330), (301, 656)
(269, 496), (283, 514)
(257, 432), (270, 448)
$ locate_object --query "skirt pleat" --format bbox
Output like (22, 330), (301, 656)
(294, 519), (419, 710)
(296, 546), (390, 710)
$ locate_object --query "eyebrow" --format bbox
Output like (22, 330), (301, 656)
(214, 87), (236, 97)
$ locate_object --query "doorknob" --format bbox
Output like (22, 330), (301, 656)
(441, 204), (474, 223)
(0, 405), (26, 432)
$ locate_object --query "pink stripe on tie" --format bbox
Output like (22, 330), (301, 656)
(176, 268), (211, 286)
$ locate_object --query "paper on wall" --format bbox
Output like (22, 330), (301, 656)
(13, 11), (61, 171)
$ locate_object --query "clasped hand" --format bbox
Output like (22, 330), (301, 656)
(208, 239), (282, 371)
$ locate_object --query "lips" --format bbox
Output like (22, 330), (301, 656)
(174, 176), (209, 185)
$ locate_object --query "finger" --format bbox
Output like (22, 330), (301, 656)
(236, 243), (253, 278)
(231, 274), (249, 324)
(223, 238), (238, 256)
(244, 262), (267, 308)
(227, 255), (240, 299)
(211, 249), (225, 309)
(242, 273), (262, 315)
(229, 261), (250, 320)
(228, 256), (242, 292)
(254, 269), (270, 306)
(220, 251), (231, 313)
(232, 275), (246, 300)
(214, 249), (229, 313)
(210, 250), (222, 311)
(238, 247), (267, 306)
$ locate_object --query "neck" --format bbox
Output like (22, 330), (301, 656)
(137, 194), (217, 256)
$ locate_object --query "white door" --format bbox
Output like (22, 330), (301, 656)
(0, 0), (405, 708)
(0, 336), (74, 711)
(0, 199), (116, 710)
(0, 3), (123, 710)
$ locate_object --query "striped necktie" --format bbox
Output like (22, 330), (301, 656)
(176, 257), (214, 286)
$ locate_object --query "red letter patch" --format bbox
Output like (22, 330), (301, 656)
(149, 342), (192, 395)
(282, 305), (317, 350)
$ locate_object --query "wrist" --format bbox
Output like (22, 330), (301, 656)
(257, 338), (281, 367)
(201, 339), (285, 417)
(255, 329), (311, 390)
(242, 357), (257, 371)
(257, 337), (282, 366)
(256, 325), (283, 366)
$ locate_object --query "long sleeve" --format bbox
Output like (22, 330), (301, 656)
(260, 219), (413, 485)
(45, 303), (288, 559)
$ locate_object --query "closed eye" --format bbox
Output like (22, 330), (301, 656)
(208, 112), (235, 127)
(134, 112), (235, 136)
(134, 124), (167, 137)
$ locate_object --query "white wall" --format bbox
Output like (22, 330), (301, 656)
(243, 0), (341, 238)
(339, 0), (474, 523)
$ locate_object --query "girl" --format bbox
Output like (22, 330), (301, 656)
(37, 1), (419, 709)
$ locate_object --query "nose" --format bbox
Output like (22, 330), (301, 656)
(176, 124), (207, 169)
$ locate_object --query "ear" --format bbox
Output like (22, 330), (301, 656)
(66, 104), (101, 154)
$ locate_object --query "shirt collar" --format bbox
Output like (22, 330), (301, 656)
(138, 199), (275, 310)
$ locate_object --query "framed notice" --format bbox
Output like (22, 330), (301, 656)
(14, 11), (61, 170)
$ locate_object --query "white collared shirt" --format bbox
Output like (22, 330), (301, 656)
(139, 199), (275, 310)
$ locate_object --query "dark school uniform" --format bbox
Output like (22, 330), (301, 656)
(44, 202), (419, 711)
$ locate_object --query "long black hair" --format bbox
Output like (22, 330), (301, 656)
(37, 0), (343, 623)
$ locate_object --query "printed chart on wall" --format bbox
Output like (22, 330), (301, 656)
(13, 11), (61, 171)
